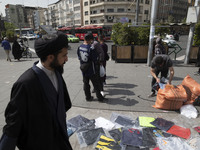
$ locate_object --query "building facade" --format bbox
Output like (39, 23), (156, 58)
(5, 4), (27, 28)
(156, 0), (189, 23)
(33, 8), (47, 30)
(82, 0), (151, 26)
(44, 0), (83, 28)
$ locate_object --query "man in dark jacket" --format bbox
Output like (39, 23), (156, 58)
(0, 33), (73, 150)
(149, 55), (174, 97)
(77, 33), (106, 102)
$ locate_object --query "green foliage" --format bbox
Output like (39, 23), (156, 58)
(4, 22), (16, 39)
(111, 23), (170, 46)
(194, 22), (200, 46)
(111, 23), (148, 45)
(155, 23), (170, 37)
(168, 15), (174, 23)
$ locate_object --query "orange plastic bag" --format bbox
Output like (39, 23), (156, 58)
(182, 75), (200, 104)
(153, 85), (187, 110)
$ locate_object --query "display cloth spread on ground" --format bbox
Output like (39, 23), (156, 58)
(66, 74), (200, 150)
(66, 112), (200, 150)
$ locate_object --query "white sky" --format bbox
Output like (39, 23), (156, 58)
(0, 0), (59, 16)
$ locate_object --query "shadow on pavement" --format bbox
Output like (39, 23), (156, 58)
(105, 83), (137, 89)
(107, 97), (138, 106)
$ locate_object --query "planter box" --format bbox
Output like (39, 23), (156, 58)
(132, 45), (148, 63)
(111, 45), (117, 60)
(189, 46), (199, 63)
(115, 45), (133, 63)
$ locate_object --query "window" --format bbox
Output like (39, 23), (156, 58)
(145, 0), (149, 4)
(107, 8), (114, 13)
(85, 20), (88, 24)
(144, 10), (148, 14)
(85, 11), (88, 15)
(117, 8), (124, 13)
(74, 6), (80, 11)
(100, 9), (104, 13)
(84, 1), (88, 6)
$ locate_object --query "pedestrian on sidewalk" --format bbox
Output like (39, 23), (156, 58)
(12, 36), (23, 61)
(77, 33), (106, 102)
(98, 35), (109, 85)
(1, 37), (11, 62)
(0, 33), (73, 150)
(91, 34), (105, 96)
(148, 55), (174, 97)
(154, 37), (166, 56)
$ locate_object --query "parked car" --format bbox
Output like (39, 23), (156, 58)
(165, 34), (174, 40)
(67, 34), (79, 43)
(21, 34), (36, 40)
(162, 38), (177, 48)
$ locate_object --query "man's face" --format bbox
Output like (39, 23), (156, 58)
(50, 47), (68, 74)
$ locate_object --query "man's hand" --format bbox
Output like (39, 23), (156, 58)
(156, 78), (160, 83)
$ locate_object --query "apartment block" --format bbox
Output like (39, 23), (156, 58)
(45, 0), (82, 28)
(5, 4), (46, 29)
(5, 4), (27, 28)
(157, 0), (189, 23)
(82, 0), (151, 26)
(33, 8), (47, 30)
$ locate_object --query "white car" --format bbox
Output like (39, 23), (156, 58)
(21, 34), (36, 40)
(162, 38), (176, 48)
(165, 34), (174, 40)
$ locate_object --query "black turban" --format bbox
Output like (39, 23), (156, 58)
(34, 33), (68, 58)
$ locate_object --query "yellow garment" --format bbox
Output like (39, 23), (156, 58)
(139, 116), (156, 127)
(95, 135), (121, 150)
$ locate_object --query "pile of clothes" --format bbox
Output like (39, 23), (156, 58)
(67, 113), (200, 150)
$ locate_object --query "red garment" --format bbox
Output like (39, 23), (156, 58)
(167, 125), (191, 139)
(153, 147), (160, 150)
(194, 126), (200, 134)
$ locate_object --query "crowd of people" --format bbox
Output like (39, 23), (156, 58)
(77, 33), (109, 102)
(0, 33), (188, 150)
(1, 37), (30, 62)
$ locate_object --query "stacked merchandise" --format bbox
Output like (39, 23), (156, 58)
(67, 113), (200, 150)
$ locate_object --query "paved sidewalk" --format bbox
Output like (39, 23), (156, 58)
(0, 56), (200, 150)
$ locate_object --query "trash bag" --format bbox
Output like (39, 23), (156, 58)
(180, 104), (198, 119)
(153, 85), (187, 110)
(182, 75), (200, 104)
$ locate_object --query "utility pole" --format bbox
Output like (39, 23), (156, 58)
(147, 0), (158, 66)
(184, 0), (200, 64)
(135, 0), (139, 25)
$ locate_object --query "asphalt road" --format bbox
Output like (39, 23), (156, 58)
(0, 35), (188, 61)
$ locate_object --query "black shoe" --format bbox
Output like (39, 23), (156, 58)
(86, 96), (93, 101)
(148, 92), (156, 98)
(98, 98), (108, 103)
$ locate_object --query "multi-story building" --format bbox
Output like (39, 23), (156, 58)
(5, 4), (42, 29)
(82, 0), (151, 26)
(5, 4), (27, 28)
(157, 0), (189, 23)
(45, 0), (82, 28)
(24, 6), (37, 29)
(33, 8), (47, 30)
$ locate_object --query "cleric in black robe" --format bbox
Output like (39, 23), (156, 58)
(12, 39), (23, 60)
(0, 33), (73, 150)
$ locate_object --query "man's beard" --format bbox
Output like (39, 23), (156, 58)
(50, 58), (64, 74)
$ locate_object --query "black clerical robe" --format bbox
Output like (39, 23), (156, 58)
(0, 64), (72, 150)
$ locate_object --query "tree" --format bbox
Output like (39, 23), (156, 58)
(167, 15), (174, 23)
(3, 22), (16, 40)
(193, 22), (200, 46)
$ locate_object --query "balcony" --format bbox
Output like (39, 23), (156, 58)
(66, 11), (73, 15)
(90, 0), (135, 7)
